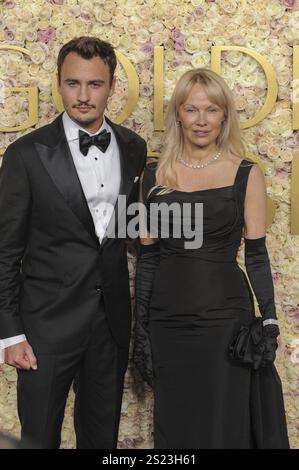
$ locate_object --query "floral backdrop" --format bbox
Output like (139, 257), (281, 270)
(0, 0), (299, 449)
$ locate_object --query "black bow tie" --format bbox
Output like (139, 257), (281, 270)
(79, 129), (111, 156)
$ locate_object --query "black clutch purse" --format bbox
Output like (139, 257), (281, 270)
(229, 317), (278, 370)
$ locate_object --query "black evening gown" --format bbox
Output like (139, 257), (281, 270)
(143, 159), (289, 449)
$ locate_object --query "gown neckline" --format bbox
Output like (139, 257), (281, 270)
(173, 158), (248, 194)
(173, 184), (234, 194)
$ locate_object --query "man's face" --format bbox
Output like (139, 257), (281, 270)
(58, 52), (115, 133)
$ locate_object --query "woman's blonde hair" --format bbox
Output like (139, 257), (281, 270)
(155, 68), (245, 192)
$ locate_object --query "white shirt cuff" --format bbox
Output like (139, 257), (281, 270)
(0, 334), (27, 349)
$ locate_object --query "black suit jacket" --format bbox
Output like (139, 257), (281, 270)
(0, 114), (147, 355)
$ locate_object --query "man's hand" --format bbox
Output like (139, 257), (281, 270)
(5, 341), (38, 370)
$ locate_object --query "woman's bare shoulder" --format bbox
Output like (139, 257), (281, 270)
(227, 153), (246, 166)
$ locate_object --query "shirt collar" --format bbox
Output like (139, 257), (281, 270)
(62, 112), (111, 143)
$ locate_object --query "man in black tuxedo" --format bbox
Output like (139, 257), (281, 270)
(0, 37), (147, 449)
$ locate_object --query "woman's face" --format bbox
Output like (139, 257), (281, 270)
(177, 83), (225, 151)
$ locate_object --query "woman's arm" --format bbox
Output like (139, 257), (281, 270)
(242, 163), (280, 366)
(133, 169), (159, 387)
(139, 170), (159, 246)
(244, 163), (267, 240)
(243, 164), (278, 322)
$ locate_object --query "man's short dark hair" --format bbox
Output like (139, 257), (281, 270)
(57, 36), (117, 85)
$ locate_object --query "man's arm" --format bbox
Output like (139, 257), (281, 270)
(0, 145), (37, 369)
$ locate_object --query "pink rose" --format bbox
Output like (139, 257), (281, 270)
(136, 63), (145, 74)
(131, 120), (143, 133)
(172, 29), (184, 41)
(37, 28), (56, 44)
(272, 272), (281, 283)
(172, 29), (185, 51)
(80, 13), (92, 23)
(140, 43), (154, 56)
(194, 6), (204, 16)
(4, 0), (16, 8)
(283, 0), (295, 7)
(140, 83), (153, 97)
(174, 38), (185, 51)
(275, 169), (288, 177)
(4, 29), (15, 41)
(122, 437), (136, 449)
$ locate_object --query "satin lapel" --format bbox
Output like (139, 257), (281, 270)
(109, 119), (137, 196)
(101, 119), (138, 246)
(35, 116), (98, 245)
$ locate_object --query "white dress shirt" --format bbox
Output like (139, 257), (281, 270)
(63, 112), (121, 242)
(0, 112), (121, 361)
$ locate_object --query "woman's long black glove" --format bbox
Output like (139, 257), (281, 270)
(244, 236), (279, 367)
(133, 243), (160, 387)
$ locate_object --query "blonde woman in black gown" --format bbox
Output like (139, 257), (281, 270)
(133, 68), (289, 449)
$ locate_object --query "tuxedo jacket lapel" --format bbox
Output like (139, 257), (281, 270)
(102, 118), (141, 246)
(35, 115), (98, 245)
(107, 117), (138, 196)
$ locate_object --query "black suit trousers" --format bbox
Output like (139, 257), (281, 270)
(17, 297), (126, 449)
